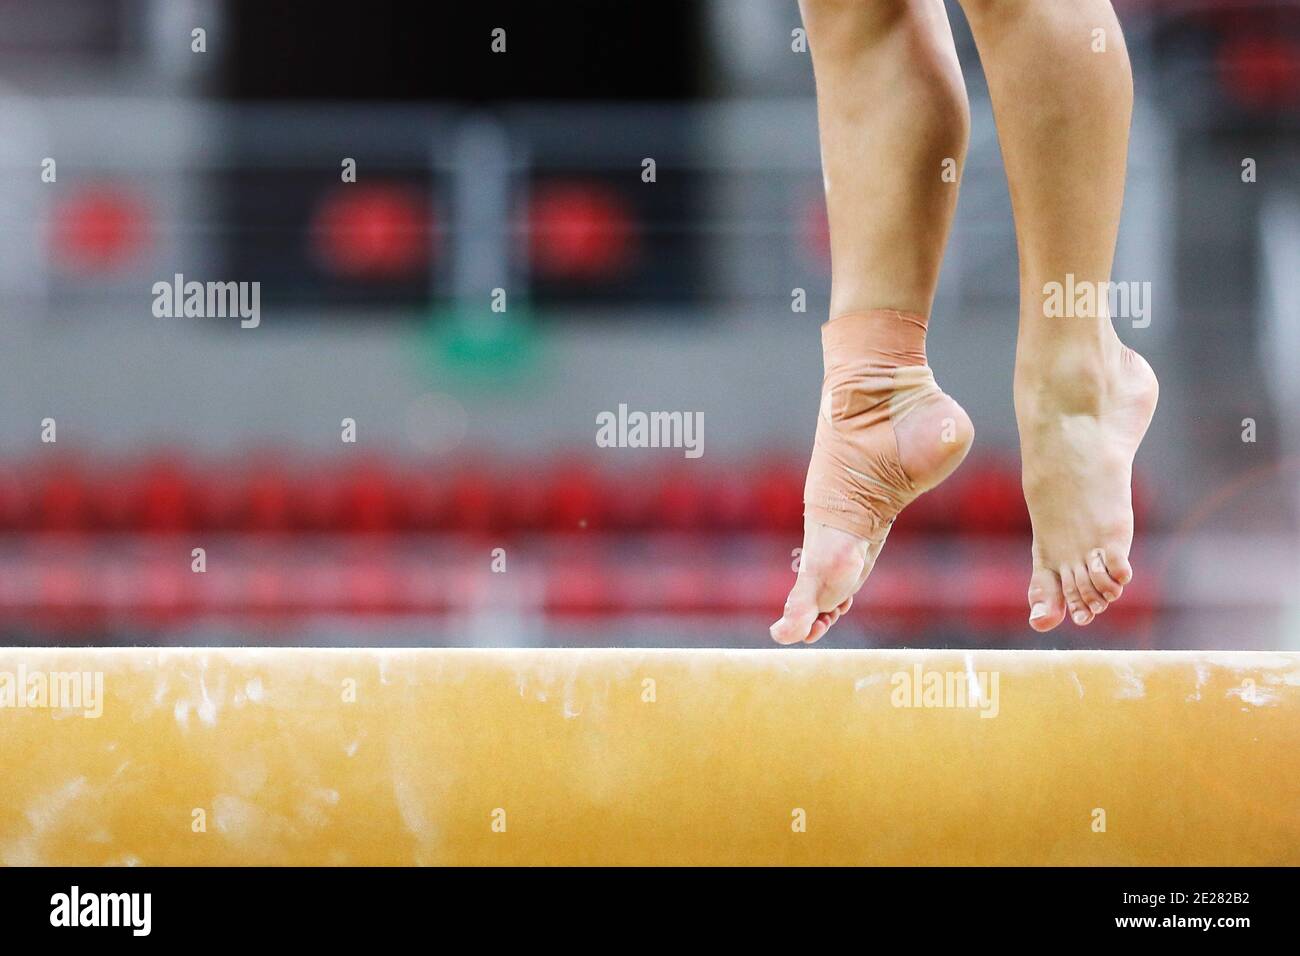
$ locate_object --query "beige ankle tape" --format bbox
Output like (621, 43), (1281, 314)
(804, 310), (942, 541)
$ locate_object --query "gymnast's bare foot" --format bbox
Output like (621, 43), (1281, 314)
(770, 388), (972, 644)
(1017, 335), (1158, 631)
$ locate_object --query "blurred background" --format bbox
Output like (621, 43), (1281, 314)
(0, 0), (1296, 649)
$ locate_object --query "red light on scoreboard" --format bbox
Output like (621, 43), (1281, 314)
(50, 186), (150, 274)
(1217, 35), (1300, 110)
(528, 182), (636, 280)
(311, 184), (429, 278)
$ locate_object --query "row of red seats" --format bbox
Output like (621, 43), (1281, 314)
(0, 553), (1158, 637)
(0, 452), (1102, 536)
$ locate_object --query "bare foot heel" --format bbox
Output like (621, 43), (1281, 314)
(1018, 342), (1158, 631)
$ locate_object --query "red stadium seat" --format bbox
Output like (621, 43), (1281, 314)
(752, 460), (804, 533)
(245, 468), (296, 534)
(953, 460), (1031, 537)
(135, 458), (197, 533)
(547, 461), (605, 532)
(35, 460), (93, 533)
(336, 461), (399, 534)
(707, 467), (760, 532)
(653, 467), (711, 532)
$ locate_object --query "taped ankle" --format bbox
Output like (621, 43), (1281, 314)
(803, 309), (943, 540)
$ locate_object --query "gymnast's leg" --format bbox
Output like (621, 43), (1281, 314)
(772, 0), (974, 644)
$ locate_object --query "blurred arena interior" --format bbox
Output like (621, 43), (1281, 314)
(0, 0), (1297, 650)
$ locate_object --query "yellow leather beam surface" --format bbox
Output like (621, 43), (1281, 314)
(0, 648), (1296, 865)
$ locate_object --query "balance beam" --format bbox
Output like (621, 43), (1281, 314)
(1, 648), (1296, 866)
